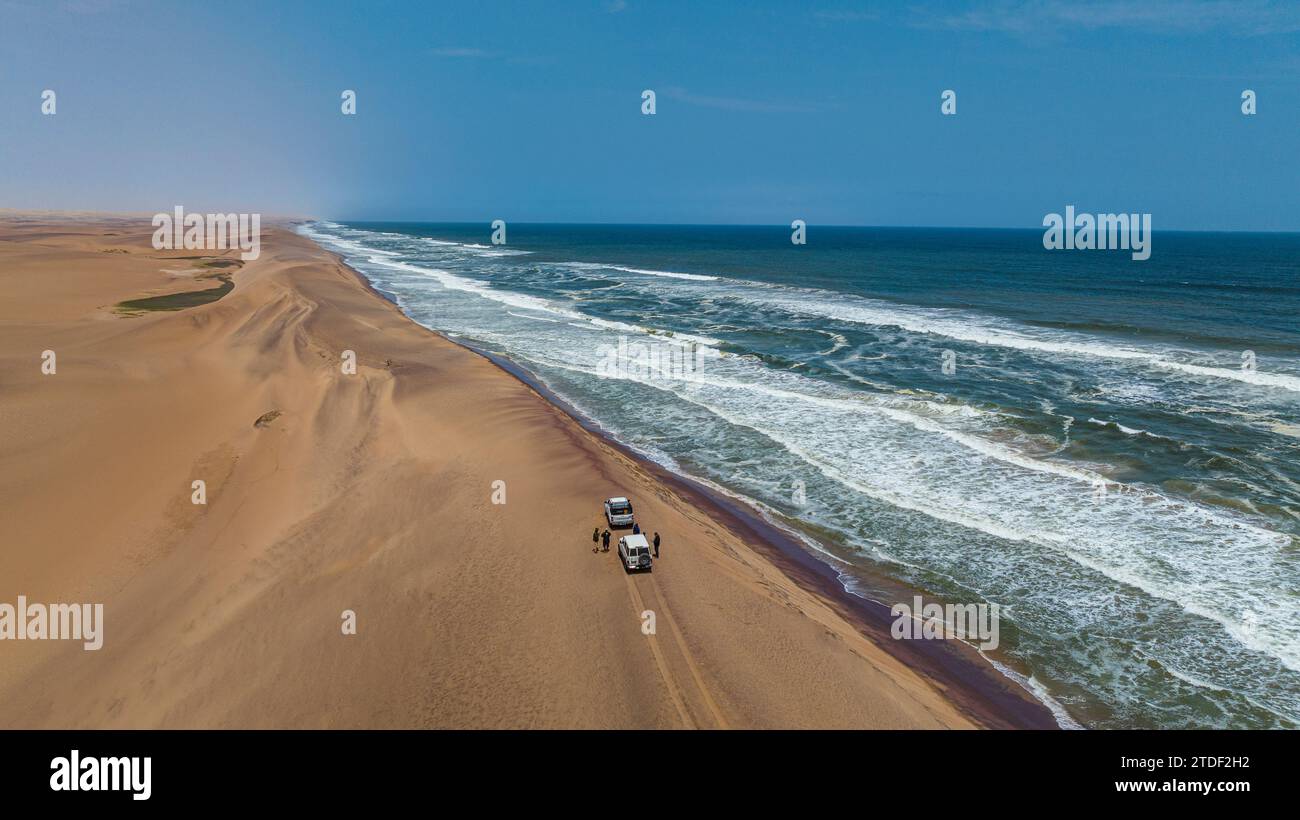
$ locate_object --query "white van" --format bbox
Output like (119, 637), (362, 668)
(604, 496), (635, 528)
(617, 534), (653, 573)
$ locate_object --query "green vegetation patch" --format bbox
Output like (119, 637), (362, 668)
(114, 273), (233, 315)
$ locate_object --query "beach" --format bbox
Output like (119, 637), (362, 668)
(0, 214), (1045, 729)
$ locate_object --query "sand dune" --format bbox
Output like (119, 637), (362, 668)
(0, 216), (989, 728)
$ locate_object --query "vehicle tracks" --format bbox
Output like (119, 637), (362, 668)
(624, 571), (729, 729)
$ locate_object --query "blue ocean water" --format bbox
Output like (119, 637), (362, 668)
(303, 221), (1300, 729)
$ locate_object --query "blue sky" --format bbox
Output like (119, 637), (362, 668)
(2, 0), (1299, 229)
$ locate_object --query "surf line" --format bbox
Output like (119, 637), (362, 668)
(0, 596), (103, 650)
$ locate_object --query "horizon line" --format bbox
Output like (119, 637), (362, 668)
(5, 210), (1297, 235)
(318, 218), (1300, 236)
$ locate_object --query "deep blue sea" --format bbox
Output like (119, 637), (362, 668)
(303, 221), (1300, 729)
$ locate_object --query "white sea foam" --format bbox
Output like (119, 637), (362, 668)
(1084, 417), (1177, 440)
(302, 231), (402, 259)
(983, 658), (1085, 730)
(736, 286), (1300, 394)
(362, 256), (725, 348)
(554, 261), (716, 281)
(607, 265), (717, 281)
(813, 330), (850, 356)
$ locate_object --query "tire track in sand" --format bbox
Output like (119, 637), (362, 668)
(623, 575), (695, 728)
(624, 571), (729, 729)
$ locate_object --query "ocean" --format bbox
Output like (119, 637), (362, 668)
(301, 221), (1300, 729)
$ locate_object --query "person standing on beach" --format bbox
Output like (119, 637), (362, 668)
(653, 532), (660, 558)
(602, 529), (611, 552)
(592, 527), (600, 552)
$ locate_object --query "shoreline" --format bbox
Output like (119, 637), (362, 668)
(0, 213), (1045, 728)
(473, 341), (1061, 729)
(304, 223), (1060, 730)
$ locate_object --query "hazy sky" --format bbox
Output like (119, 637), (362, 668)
(3, 0), (1299, 229)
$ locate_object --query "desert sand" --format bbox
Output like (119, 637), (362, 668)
(0, 214), (996, 728)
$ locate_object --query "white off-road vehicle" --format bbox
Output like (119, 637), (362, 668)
(604, 496), (635, 528)
(617, 534), (653, 573)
